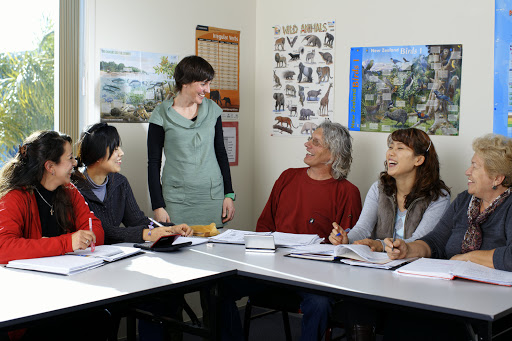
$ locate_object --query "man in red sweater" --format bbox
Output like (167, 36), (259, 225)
(256, 121), (362, 240)
(252, 121), (362, 341)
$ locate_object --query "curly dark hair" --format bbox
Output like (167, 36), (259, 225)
(380, 128), (450, 208)
(0, 131), (75, 232)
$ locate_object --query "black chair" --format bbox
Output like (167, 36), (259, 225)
(244, 291), (345, 341)
(243, 290), (302, 341)
(112, 295), (201, 341)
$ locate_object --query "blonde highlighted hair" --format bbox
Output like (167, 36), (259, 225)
(473, 134), (512, 187)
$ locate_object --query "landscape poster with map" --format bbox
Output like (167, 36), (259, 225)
(348, 44), (463, 135)
(100, 48), (178, 123)
(271, 20), (335, 137)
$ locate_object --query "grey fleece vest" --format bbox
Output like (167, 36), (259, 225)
(372, 184), (430, 240)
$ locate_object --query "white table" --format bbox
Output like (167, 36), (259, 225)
(2, 242), (512, 340)
(0, 247), (237, 339)
(190, 243), (512, 340)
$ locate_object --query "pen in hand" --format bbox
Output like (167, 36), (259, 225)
(391, 227), (397, 252)
(89, 217), (95, 252)
(336, 227), (351, 236)
(149, 217), (164, 227)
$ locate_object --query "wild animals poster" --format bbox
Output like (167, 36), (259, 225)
(349, 44), (463, 135)
(100, 49), (178, 123)
(272, 21), (335, 137)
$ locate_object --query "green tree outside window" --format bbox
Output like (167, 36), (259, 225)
(0, 18), (55, 164)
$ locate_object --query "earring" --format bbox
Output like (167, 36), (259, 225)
(52, 171), (55, 176)
(493, 185), (497, 190)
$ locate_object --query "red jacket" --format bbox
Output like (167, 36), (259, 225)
(0, 184), (104, 264)
(256, 168), (362, 240)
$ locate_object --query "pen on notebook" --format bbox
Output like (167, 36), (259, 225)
(89, 217), (95, 252)
(149, 217), (164, 227)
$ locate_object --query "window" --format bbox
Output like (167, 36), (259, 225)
(0, 0), (59, 164)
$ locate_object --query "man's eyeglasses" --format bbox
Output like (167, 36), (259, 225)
(307, 136), (324, 147)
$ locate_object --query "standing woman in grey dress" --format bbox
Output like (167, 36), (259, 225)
(147, 55), (235, 227)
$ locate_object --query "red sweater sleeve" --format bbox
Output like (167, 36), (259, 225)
(0, 186), (104, 264)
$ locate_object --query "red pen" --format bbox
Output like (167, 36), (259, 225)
(89, 217), (95, 252)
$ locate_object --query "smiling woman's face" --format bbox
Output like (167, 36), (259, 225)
(52, 141), (77, 186)
(465, 153), (495, 201)
(386, 140), (424, 180)
(181, 80), (211, 105)
(97, 146), (124, 175)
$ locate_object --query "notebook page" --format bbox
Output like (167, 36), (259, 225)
(271, 232), (323, 247)
(69, 245), (123, 258)
(335, 244), (391, 263)
(452, 261), (512, 286)
(395, 258), (462, 280)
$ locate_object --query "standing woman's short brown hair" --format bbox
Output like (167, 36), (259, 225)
(173, 55), (215, 93)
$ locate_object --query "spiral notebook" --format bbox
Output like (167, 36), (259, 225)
(6, 255), (104, 275)
(6, 245), (143, 275)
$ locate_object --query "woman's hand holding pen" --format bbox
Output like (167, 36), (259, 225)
(71, 229), (96, 251)
(384, 238), (408, 259)
(328, 222), (349, 245)
(354, 238), (383, 252)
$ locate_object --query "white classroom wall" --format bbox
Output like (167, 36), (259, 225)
(93, 0), (495, 230)
(254, 0), (495, 215)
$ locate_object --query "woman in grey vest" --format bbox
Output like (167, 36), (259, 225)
(329, 128), (450, 249)
(147, 56), (235, 227)
(329, 128), (451, 341)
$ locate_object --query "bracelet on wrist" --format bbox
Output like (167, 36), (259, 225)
(148, 221), (155, 236)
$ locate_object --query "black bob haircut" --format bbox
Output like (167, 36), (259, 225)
(76, 123), (121, 167)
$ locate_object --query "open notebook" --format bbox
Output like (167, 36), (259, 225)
(287, 244), (416, 269)
(395, 258), (512, 286)
(68, 245), (143, 262)
(6, 245), (142, 275)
